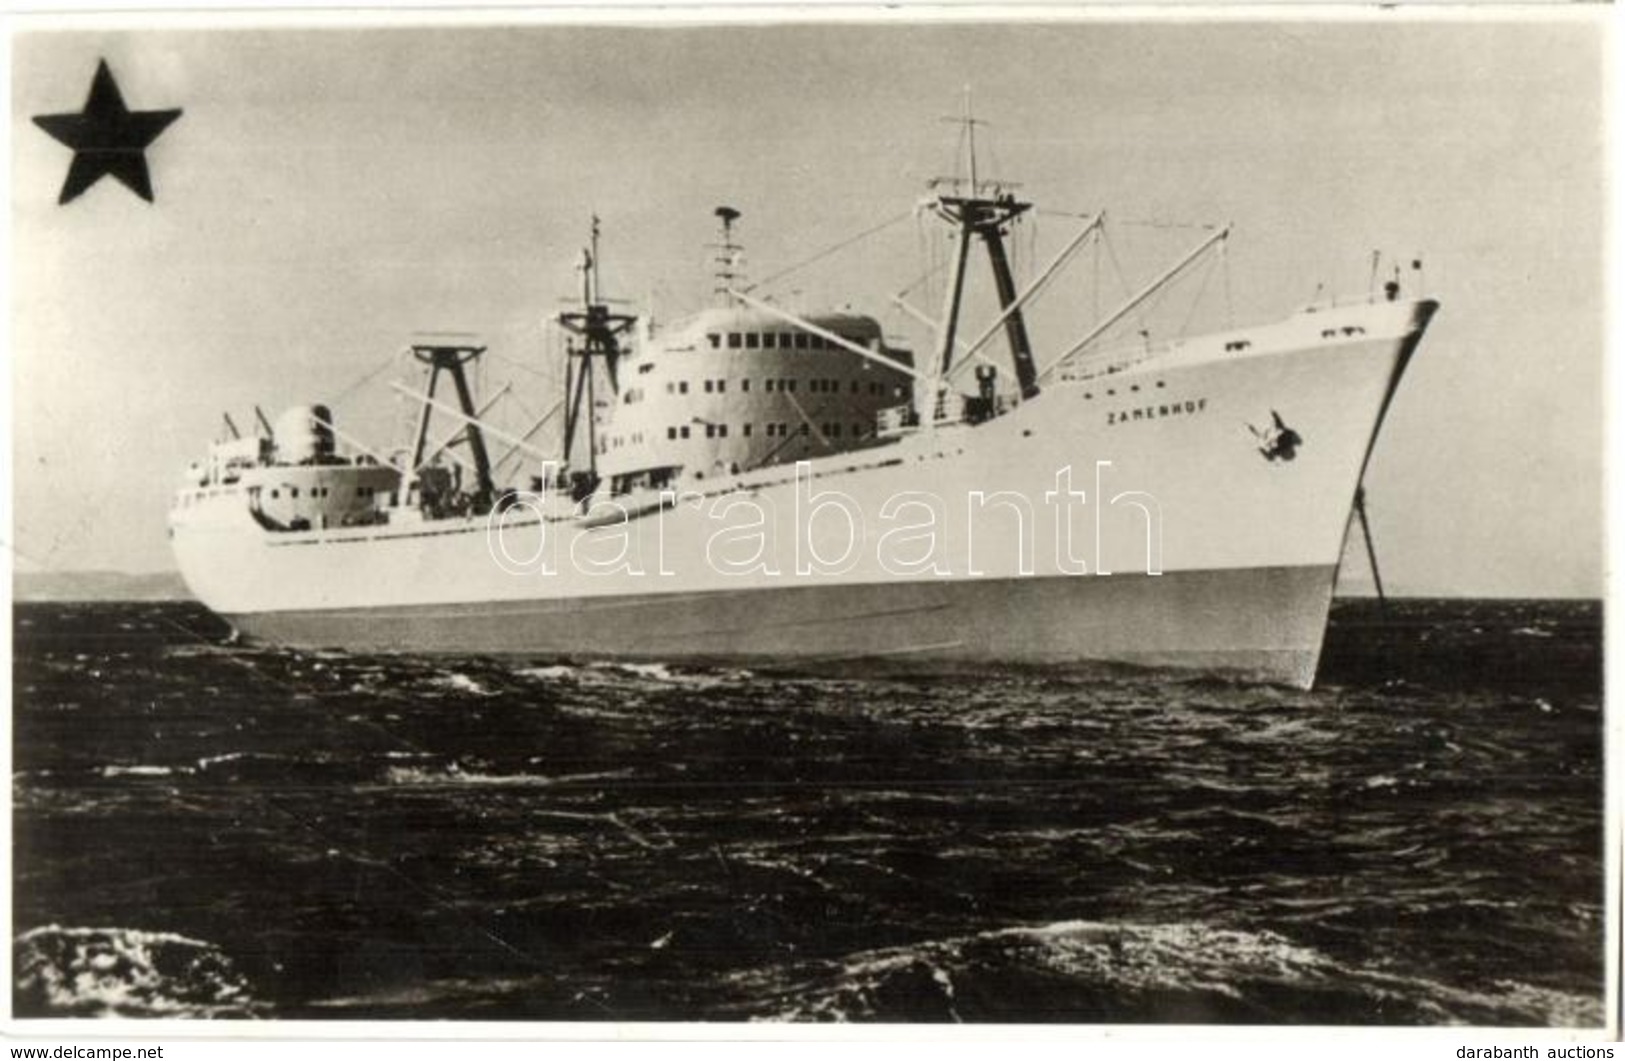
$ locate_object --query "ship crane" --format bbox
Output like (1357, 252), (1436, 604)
(557, 215), (637, 500)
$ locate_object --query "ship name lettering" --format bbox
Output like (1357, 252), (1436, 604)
(1107, 397), (1207, 426)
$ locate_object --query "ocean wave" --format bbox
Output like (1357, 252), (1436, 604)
(99, 765), (185, 778)
(514, 660), (755, 689)
(514, 663), (580, 682)
(381, 764), (637, 788)
(161, 644), (232, 659)
(13, 599), (1605, 1023)
(192, 750), (378, 786)
(732, 919), (1604, 1025)
(195, 751), (304, 772)
(427, 672), (493, 696)
(13, 925), (266, 1018)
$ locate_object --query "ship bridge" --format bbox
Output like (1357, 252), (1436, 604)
(596, 304), (914, 490)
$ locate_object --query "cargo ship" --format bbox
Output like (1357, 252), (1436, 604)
(168, 120), (1437, 688)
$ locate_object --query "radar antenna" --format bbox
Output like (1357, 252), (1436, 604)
(711, 205), (745, 303)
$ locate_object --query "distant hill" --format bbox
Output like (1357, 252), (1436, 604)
(13, 570), (193, 602)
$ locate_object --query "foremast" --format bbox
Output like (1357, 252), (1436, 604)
(928, 196), (1039, 402)
(923, 96), (1042, 413)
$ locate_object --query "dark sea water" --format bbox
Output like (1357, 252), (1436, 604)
(11, 598), (1605, 1024)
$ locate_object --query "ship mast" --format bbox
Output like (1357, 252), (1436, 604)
(557, 215), (636, 497)
(711, 206), (745, 304)
(930, 92), (1042, 403)
(405, 341), (496, 512)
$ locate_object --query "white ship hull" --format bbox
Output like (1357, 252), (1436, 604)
(171, 298), (1437, 688)
(226, 566), (1335, 685)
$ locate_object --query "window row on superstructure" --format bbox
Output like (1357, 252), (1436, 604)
(595, 420), (876, 452)
(704, 331), (875, 352)
(174, 486), (238, 508)
(266, 485), (376, 500)
(640, 378), (900, 402)
(173, 482), (383, 508)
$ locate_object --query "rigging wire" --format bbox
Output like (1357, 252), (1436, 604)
(1118, 218), (1223, 231)
(486, 347), (561, 387)
(1070, 249), (1210, 371)
(1019, 205), (1037, 283)
(1091, 227), (1101, 324)
(1222, 237), (1236, 329)
(747, 400), (839, 470)
(914, 211), (930, 307)
(505, 388), (541, 426)
(948, 117), (970, 186)
(1055, 230), (1225, 379)
(329, 349), (408, 410)
(1033, 207), (1099, 221)
(928, 213), (945, 308)
(1101, 227), (1145, 335)
(740, 211), (913, 295)
(1177, 252), (1220, 337)
(895, 256), (951, 302)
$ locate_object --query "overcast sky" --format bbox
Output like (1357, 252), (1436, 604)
(8, 13), (1608, 595)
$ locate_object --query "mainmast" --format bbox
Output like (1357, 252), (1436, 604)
(930, 94), (1042, 402)
(557, 215), (636, 498)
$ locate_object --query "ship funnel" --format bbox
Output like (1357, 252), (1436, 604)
(273, 404), (335, 465)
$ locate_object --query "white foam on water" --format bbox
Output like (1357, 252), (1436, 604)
(383, 765), (554, 787)
(195, 751), (298, 771)
(1487, 979), (1605, 1026)
(740, 919), (1604, 1025)
(381, 765), (636, 789)
(99, 765), (184, 778)
(514, 660), (755, 689)
(13, 924), (264, 1018)
(429, 672), (492, 696)
(515, 664), (581, 681)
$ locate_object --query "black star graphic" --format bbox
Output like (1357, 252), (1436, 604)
(32, 59), (182, 205)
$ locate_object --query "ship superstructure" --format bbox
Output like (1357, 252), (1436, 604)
(539, 209), (919, 503)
